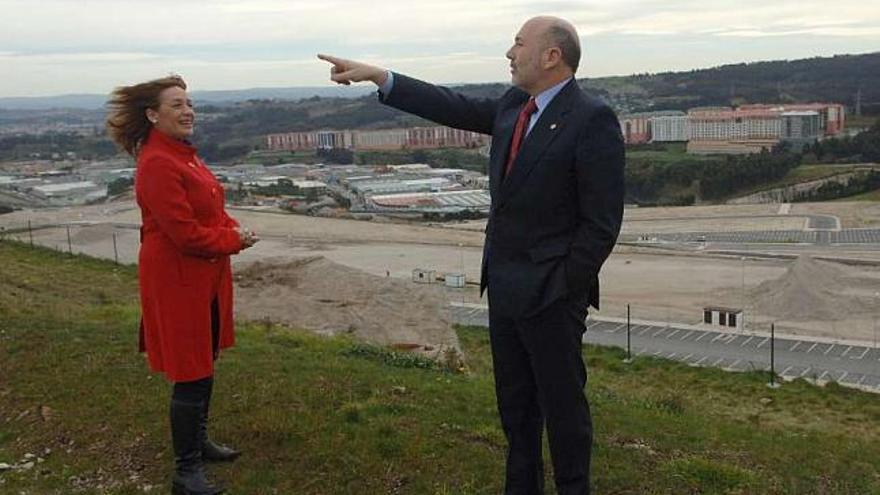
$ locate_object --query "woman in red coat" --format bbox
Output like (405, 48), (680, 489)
(107, 75), (257, 495)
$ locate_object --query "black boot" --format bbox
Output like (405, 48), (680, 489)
(171, 398), (225, 495)
(200, 384), (241, 463)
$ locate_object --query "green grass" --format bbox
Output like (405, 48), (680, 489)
(625, 142), (722, 165)
(2, 241), (880, 494)
(244, 149), (321, 165)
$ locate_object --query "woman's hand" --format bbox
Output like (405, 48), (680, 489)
(236, 227), (260, 249)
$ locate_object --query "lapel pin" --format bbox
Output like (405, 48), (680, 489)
(550, 123), (558, 130)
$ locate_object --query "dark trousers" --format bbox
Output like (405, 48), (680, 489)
(488, 291), (592, 495)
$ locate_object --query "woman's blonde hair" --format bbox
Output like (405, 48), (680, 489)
(106, 75), (187, 156)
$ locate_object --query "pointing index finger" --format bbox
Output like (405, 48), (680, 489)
(317, 53), (343, 65)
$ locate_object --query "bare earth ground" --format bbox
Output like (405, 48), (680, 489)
(791, 202), (880, 228)
(4, 200), (880, 344)
(233, 256), (462, 359)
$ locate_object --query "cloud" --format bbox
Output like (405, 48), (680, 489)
(0, 0), (877, 95)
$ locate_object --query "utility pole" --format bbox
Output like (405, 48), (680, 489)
(624, 304), (632, 363)
(768, 323), (780, 389)
(741, 256), (746, 331)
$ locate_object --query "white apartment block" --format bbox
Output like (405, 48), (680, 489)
(650, 115), (689, 142)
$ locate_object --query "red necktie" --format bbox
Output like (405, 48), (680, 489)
(505, 97), (538, 177)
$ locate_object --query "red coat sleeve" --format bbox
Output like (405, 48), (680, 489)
(138, 156), (242, 257)
(222, 209), (240, 229)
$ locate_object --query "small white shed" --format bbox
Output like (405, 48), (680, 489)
(703, 306), (743, 330)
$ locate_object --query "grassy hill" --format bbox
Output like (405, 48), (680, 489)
(1, 242), (880, 494)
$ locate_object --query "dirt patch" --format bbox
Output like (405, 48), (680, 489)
(717, 255), (880, 322)
(233, 256), (461, 359)
(69, 224), (118, 245)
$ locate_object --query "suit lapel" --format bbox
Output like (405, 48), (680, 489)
(499, 80), (577, 201)
(489, 107), (520, 201)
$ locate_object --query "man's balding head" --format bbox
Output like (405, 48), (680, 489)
(507, 16), (581, 94)
(522, 16), (581, 73)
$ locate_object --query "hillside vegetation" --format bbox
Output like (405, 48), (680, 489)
(1, 242), (880, 494)
(2, 52), (877, 165)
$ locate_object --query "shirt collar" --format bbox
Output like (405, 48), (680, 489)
(534, 77), (572, 114)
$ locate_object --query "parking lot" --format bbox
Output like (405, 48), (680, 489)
(451, 303), (880, 392)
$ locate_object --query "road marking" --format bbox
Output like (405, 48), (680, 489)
(799, 367), (812, 377)
(790, 341), (801, 352)
(667, 352), (677, 359)
(637, 326), (652, 336)
(781, 365), (793, 375)
(858, 375), (867, 385)
(818, 370), (830, 381)
(680, 331), (694, 340)
(840, 346), (853, 357)
(757, 337), (770, 349)
(729, 359), (742, 369)
(712, 334), (725, 342)
(682, 353), (694, 361)
(741, 336), (754, 347)
(854, 348), (869, 360)
(667, 329), (680, 339)
(712, 357), (725, 367)
(839, 371), (849, 382)
(652, 328), (667, 338)
(695, 333), (709, 342)
(695, 356), (708, 365)
(823, 345), (835, 356)
(652, 349), (663, 356)
(806, 343), (818, 353)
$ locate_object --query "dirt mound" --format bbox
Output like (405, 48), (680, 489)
(233, 256), (461, 359)
(748, 255), (878, 321)
(70, 223), (118, 244)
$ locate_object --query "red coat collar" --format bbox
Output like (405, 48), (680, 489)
(145, 128), (197, 156)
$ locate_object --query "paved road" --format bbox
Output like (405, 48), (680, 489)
(451, 304), (880, 392)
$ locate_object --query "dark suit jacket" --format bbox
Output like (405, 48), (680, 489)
(383, 73), (624, 318)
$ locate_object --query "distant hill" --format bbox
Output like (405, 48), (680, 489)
(583, 52), (880, 114)
(2, 52), (878, 168)
(0, 86), (375, 110)
(3, 52), (877, 113)
(432, 52), (880, 114)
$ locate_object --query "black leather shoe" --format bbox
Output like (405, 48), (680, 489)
(202, 438), (241, 463)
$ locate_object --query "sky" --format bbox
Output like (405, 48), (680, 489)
(1, 0), (879, 97)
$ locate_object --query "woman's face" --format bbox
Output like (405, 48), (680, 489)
(147, 86), (195, 140)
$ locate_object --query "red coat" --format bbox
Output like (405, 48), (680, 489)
(135, 128), (242, 382)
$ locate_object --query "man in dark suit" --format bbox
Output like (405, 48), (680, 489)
(319, 15), (624, 495)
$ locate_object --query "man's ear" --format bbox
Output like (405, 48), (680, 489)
(544, 47), (563, 70)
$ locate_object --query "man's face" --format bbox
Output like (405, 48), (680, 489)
(506, 20), (547, 94)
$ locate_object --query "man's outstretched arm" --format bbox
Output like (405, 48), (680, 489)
(318, 54), (500, 135)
